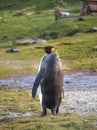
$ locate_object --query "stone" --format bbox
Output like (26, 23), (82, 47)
(1, 35), (9, 41)
(87, 27), (97, 32)
(13, 12), (27, 16)
(78, 17), (84, 21)
(60, 12), (71, 18)
(34, 39), (47, 44)
(6, 48), (19, 52)
(13, 38), (35, 45)
(92, 46), (97, 51)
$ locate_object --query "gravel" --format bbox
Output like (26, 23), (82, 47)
(60, 91), (97, 116)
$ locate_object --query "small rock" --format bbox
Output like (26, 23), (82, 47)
(13, 12), (27, 16)
(78, 17), (84, 21)
(60, 12), (71, 19)
(6, 48), (19, 52)
(13, 38), (35, 45)
(65, 80), (71, 84)
(1, 35), (9, 41)
(87, 27), (97, 32)
(92, 46), (97, 51)
(34, 39), (47, 44)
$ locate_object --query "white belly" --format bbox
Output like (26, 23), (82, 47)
(38, 86), (42, 104)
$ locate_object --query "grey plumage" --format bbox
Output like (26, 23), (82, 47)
(32, 49), (63, 116)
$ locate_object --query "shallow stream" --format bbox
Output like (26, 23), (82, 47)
(0, 70), (97, 90)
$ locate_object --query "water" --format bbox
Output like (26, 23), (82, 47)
(64, 71), (97, 90)
(0, 76), (35, 90)
(0, 70), (97, 90)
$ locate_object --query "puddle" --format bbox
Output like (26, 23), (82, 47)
(0, 70), (97, 90)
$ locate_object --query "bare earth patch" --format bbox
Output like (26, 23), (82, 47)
(61, 91), (97, 116)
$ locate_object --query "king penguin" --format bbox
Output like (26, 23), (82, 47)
(32, 46), (63, 116)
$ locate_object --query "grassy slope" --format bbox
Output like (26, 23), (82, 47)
(0, 0), (97, 78)
(0, 0), (80, 40)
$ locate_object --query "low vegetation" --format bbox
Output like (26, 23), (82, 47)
(0, 90), (97, 130)
(0, 0), (97, 78)
(0, 0), (97, 129)
(0, 32), (97, 78)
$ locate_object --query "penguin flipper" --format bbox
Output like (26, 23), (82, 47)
(32, 69), (43, 99)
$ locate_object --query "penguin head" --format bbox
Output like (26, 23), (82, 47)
(36, 46), (55, 54)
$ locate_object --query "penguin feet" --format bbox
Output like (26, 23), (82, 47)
(56, 107), (59, 114)
(41, 107), (59, 116)
(51, 108), (57, 116)
(41, 112), (47, 117)
(41, 108), (47, 117)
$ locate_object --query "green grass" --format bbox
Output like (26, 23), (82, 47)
(0, 90), (97, 130)
(1, 114), (97, 130)
(0, 0), (81, 40)
(0, 0), (80, 11)
(0, 1), (97, 129)
(0, 90), (40, 113)
(1, 32), (97, 78)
